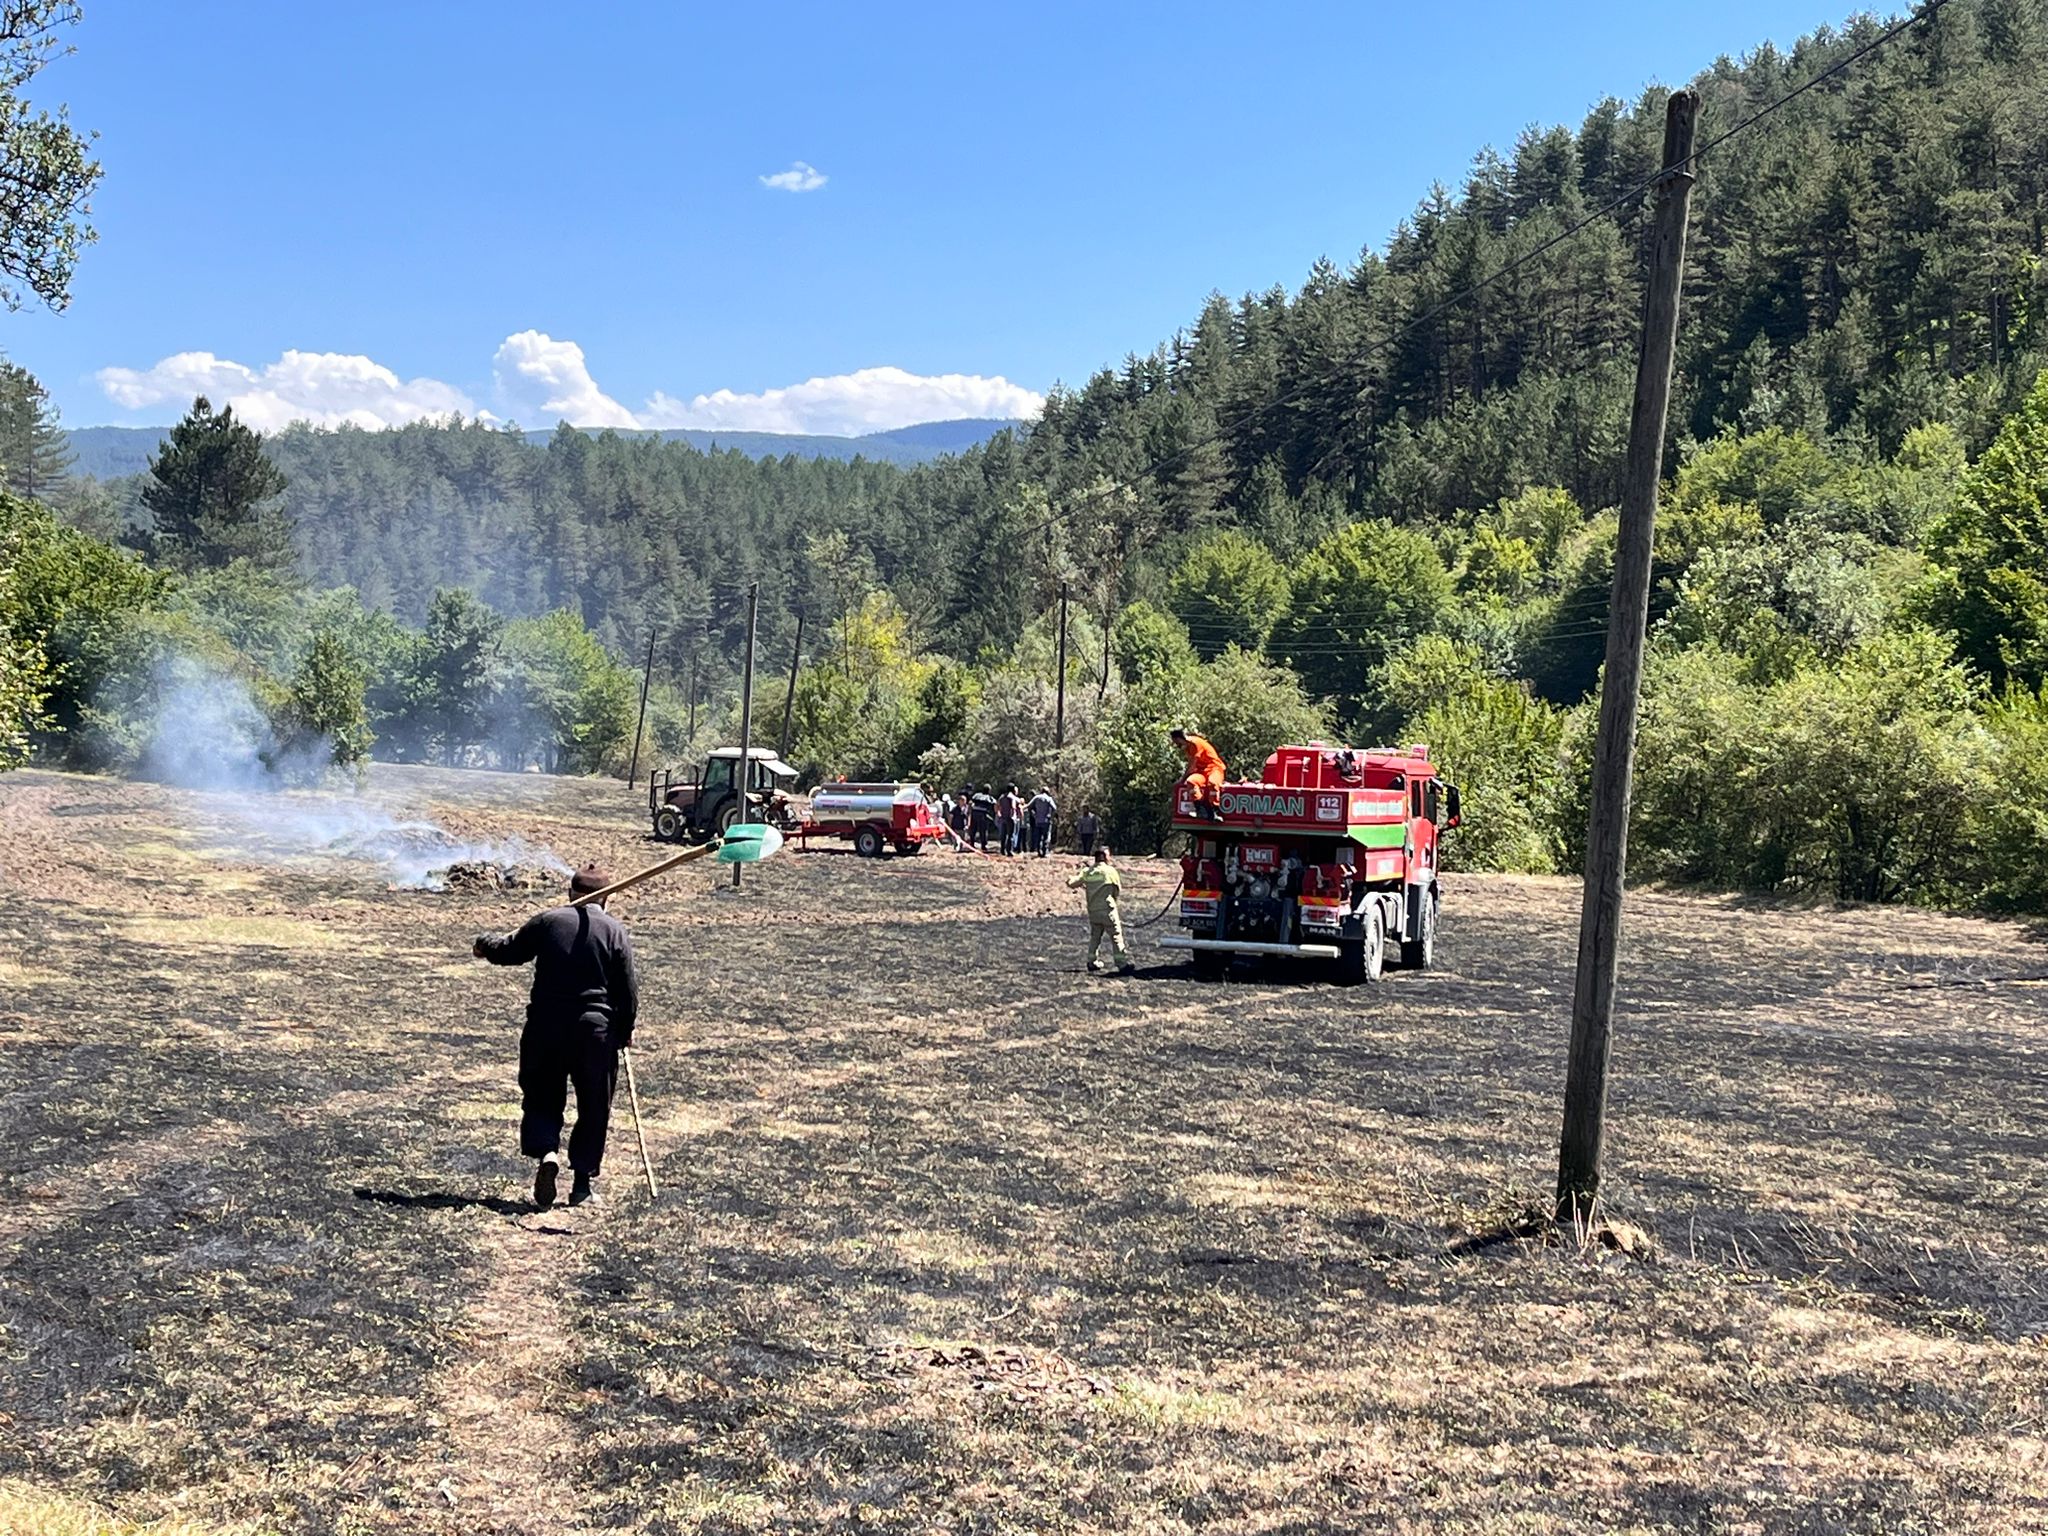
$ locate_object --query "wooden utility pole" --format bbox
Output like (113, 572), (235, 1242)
(1557, 88), (1699, 1220)
(1053, 584), (1069, 797)
(778, 609), (805, 762)
(732, 582), (759, 890)
(627, 626), (655, 787)
(1099, 592), (1112, 704)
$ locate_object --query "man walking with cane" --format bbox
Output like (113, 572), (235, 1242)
(474, 863), (638, 1210)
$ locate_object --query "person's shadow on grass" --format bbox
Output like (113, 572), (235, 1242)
(351, 1186), (531, 1217)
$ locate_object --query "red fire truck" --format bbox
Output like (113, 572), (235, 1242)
(1159, 742), (1459, 984)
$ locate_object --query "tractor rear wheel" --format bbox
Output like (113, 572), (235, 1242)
(715, 799), (745, 836)
(1400, 885), (1439, 970)
(654, 806), (683, 842)
(854, 825), (886, 858)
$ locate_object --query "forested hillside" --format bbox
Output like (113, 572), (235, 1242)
(9, 0), (2048, 912)
(61, 418), (1020, 479)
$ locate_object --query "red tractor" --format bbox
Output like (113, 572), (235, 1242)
(1159, 742), (1459, 984)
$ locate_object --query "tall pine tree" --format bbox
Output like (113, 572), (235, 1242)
(0, 359), (71, 496)
(141, 396), (293, 572)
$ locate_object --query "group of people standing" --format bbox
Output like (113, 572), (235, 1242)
(940, 782), (1100, 857)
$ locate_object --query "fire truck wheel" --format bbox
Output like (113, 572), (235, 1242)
(1337, 906), (1386, 986)
(1192, 949), (1226, 981)
(654, 807), (683, 842)
(1400, 886), (1439, 970)
(854, 825), (886, 858)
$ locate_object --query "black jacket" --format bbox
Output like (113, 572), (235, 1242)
(479, 904), (639, 1043)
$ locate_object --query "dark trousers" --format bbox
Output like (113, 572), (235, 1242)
(519, 1023), (619, 1175)
(1078, 828), (1096, 854)
(1032, 820), (1051, 855)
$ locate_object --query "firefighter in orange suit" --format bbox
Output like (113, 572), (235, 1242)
(1170, 727), (1226, 820)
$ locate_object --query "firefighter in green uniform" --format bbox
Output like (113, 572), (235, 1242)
(1068, 845), (1135, 974)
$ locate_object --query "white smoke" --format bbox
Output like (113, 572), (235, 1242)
(137, 656), (569, 890)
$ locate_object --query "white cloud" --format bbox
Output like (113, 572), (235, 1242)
(94, 348), (476, 432)
(96, 334), (1044, 438)
(642, 366), (1046, 437)
(490, 330), (637, 430)
(758, 160), (827, 193)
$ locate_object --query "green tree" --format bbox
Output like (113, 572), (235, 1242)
(280, 630), (372, 776)
(0, 358), (71, 494)
(141, 397), (294, 573)
(1111, 599), (1197, 686)
(902, 657), (979, 764)
(0, 2), (100, 311)
(499, 608), (636, 773)
(1922, 368), (2048, 693)
(414, 587), (502, 764)
(1972, 687), (2048, 913)
(0, 489), (167, 756)
(1165, 530), (1291, 657)
(0, 494), (50, 764)
(1271, 520), (1454, 720)
(1409, 678), (1566, 873)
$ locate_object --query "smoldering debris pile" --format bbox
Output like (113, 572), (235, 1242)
(354, 824), (570, 892)
(435, 858), (564, 893)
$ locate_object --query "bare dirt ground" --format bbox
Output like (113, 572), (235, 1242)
(1, 763), (2044, 1535)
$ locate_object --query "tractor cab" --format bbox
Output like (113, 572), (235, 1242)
(650, 747), (799, 843)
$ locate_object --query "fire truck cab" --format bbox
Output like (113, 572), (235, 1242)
(1160, 742), (1459, 984)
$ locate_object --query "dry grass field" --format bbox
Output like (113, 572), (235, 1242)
(0, 764), (2043, 1535)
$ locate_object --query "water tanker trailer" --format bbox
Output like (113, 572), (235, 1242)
(799, 782), (949, 857)
(1160, 742), (1460, 984)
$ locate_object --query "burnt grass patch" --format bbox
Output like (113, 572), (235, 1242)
(0, 766), (2044, 1533)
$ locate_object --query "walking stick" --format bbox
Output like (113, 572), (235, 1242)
(621, 1045), (658, 1200)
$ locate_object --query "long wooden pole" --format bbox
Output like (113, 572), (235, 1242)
(732, 582), (759, 890)
(620, 1047), (659, 1199)
(1053, 583), (1068, 799)
(627, 626), (655, 788)
(1557, 88), (1699, 1221)
(566, 839), (721, 909)
(778, 609), (805, 762)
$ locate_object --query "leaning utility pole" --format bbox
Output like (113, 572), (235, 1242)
(732, 581), (759, 890)
(1557, 88), (1699, 1220)
(1053, 583), (1069, 796)
(778, 609), (805, 762)
(627, 625), (655, 787)
(1099, 591), (1112, 705)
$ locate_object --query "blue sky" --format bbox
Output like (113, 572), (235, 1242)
(11, 0), (1855, 434)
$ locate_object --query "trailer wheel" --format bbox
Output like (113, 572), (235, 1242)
(1191, 948), (1226, 981)
(854, 825), (886, 858)
(1400, 885), (1439, 970)
(653, 806), (683, 842)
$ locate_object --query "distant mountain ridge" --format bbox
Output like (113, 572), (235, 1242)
(62, 417), (1023, 479)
